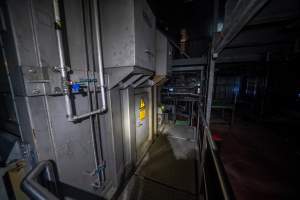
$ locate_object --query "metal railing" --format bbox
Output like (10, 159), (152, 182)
(196, 107), (235, 200)
(21, 160), (107, 200)
(21, 160), (61, 200)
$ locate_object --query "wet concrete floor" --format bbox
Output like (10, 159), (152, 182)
(118, 125), (197, 200)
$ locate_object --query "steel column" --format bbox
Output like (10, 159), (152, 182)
(214, 0), (270, 54)
(205, 57), (215, 123)
(205, 0), (218, 124)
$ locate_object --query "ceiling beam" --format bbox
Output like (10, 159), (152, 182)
(172, 65), (205, 72)
(227, 41), (293, 49)
(172, 54), (264, 65)
(248, 12), (300, 26)
(217, 54), (264, 63)
(214, 0), (270, 55)
(172, 57), (207, 66)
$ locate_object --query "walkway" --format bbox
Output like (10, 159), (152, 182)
(118, 124), (197, 200)
(211, 118), (300, 199)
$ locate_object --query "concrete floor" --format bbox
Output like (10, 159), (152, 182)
(162, 123), (196, 141)
(211, 118), (300, 200)
(118, 125), (197, 200)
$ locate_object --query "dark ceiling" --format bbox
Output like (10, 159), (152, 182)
(148, 0), (214, 40)
(148, 0), (300, 59)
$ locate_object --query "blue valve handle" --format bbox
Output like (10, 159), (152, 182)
(71, 83), (81, 92)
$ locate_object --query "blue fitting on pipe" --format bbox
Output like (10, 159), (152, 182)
(71, 83), (81, 92)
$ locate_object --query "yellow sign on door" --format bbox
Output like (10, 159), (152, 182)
(139, 98), (146, 121)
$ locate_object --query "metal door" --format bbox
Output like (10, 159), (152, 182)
(135, 92), (149, 161)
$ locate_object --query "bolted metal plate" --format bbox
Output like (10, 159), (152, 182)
(20, 66), (101, 96)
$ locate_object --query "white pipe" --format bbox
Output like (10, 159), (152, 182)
(53, 0), (73, 121)
(93, 0), (107, 114)
(53, 0), (107, 122)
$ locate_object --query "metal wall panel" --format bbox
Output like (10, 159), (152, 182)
(121, 86), (153, 170)
(147, 86), (153, 142)
(100, 0), (135, 68)
(64, 0), (87, 70)
(6, 0), (40, 67)
(134, 0), (156, 70)
(13, 97), (35, 148)
(103, 87), (125, 188)
(121, 88), (136, 174)
(134, 88), (150, 161)
(155, 31), (169, 76)
(27, 97), (55, 160)
(32, 0), (60, 67)
(100, 0), (155, 71)
(2, 0), (156, 199)
(2, 0), (117, 197)
(47, 95), (98, 192)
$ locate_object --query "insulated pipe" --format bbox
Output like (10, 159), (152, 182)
(92, 0), (107, 114)
(53, 0), (107, 122)
(53, 0), (73, 121)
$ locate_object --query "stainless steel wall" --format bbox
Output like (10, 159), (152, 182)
(1, 0), (156, 199)
(134, 89), (150, 161)
(155, 30), (172, 76)
(1, 0), (119, 198)
(121, 86), (153, 171)
(121, 87), (136, 176)
(100, 0), (156, 71)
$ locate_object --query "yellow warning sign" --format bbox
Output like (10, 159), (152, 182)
(139, 98), (146, 121)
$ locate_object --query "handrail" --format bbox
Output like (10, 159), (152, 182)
(21, 160), (61, 200)
(53, 0), (107, 122)
(198, 108), (234, 200)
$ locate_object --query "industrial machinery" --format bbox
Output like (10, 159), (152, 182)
(0, 0), (162, 199)
(0, 0), (233, 199)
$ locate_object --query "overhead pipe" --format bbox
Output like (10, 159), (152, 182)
(53, 0), (107, 122)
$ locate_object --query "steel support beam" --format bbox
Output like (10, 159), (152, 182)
(205, 57), (215, 123)
(172, 57), (207, 66)
(172, 65), (205, 72)
(217, 54), (264, 63)
(205, 0), (219, 124)
(173, 54), (264, 65)
(248, 12), (300, 26)
(214, 0), (270, 54)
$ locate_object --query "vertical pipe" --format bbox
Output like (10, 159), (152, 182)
(205, 0), (219, 124)
(82, 0), (103, 187)
(53, 0), (106, 186)
(53, 0), (107, 122)
(53, 0), (73, 121)
(206, 52), (216, 123)
(92, 0), (107, 113)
